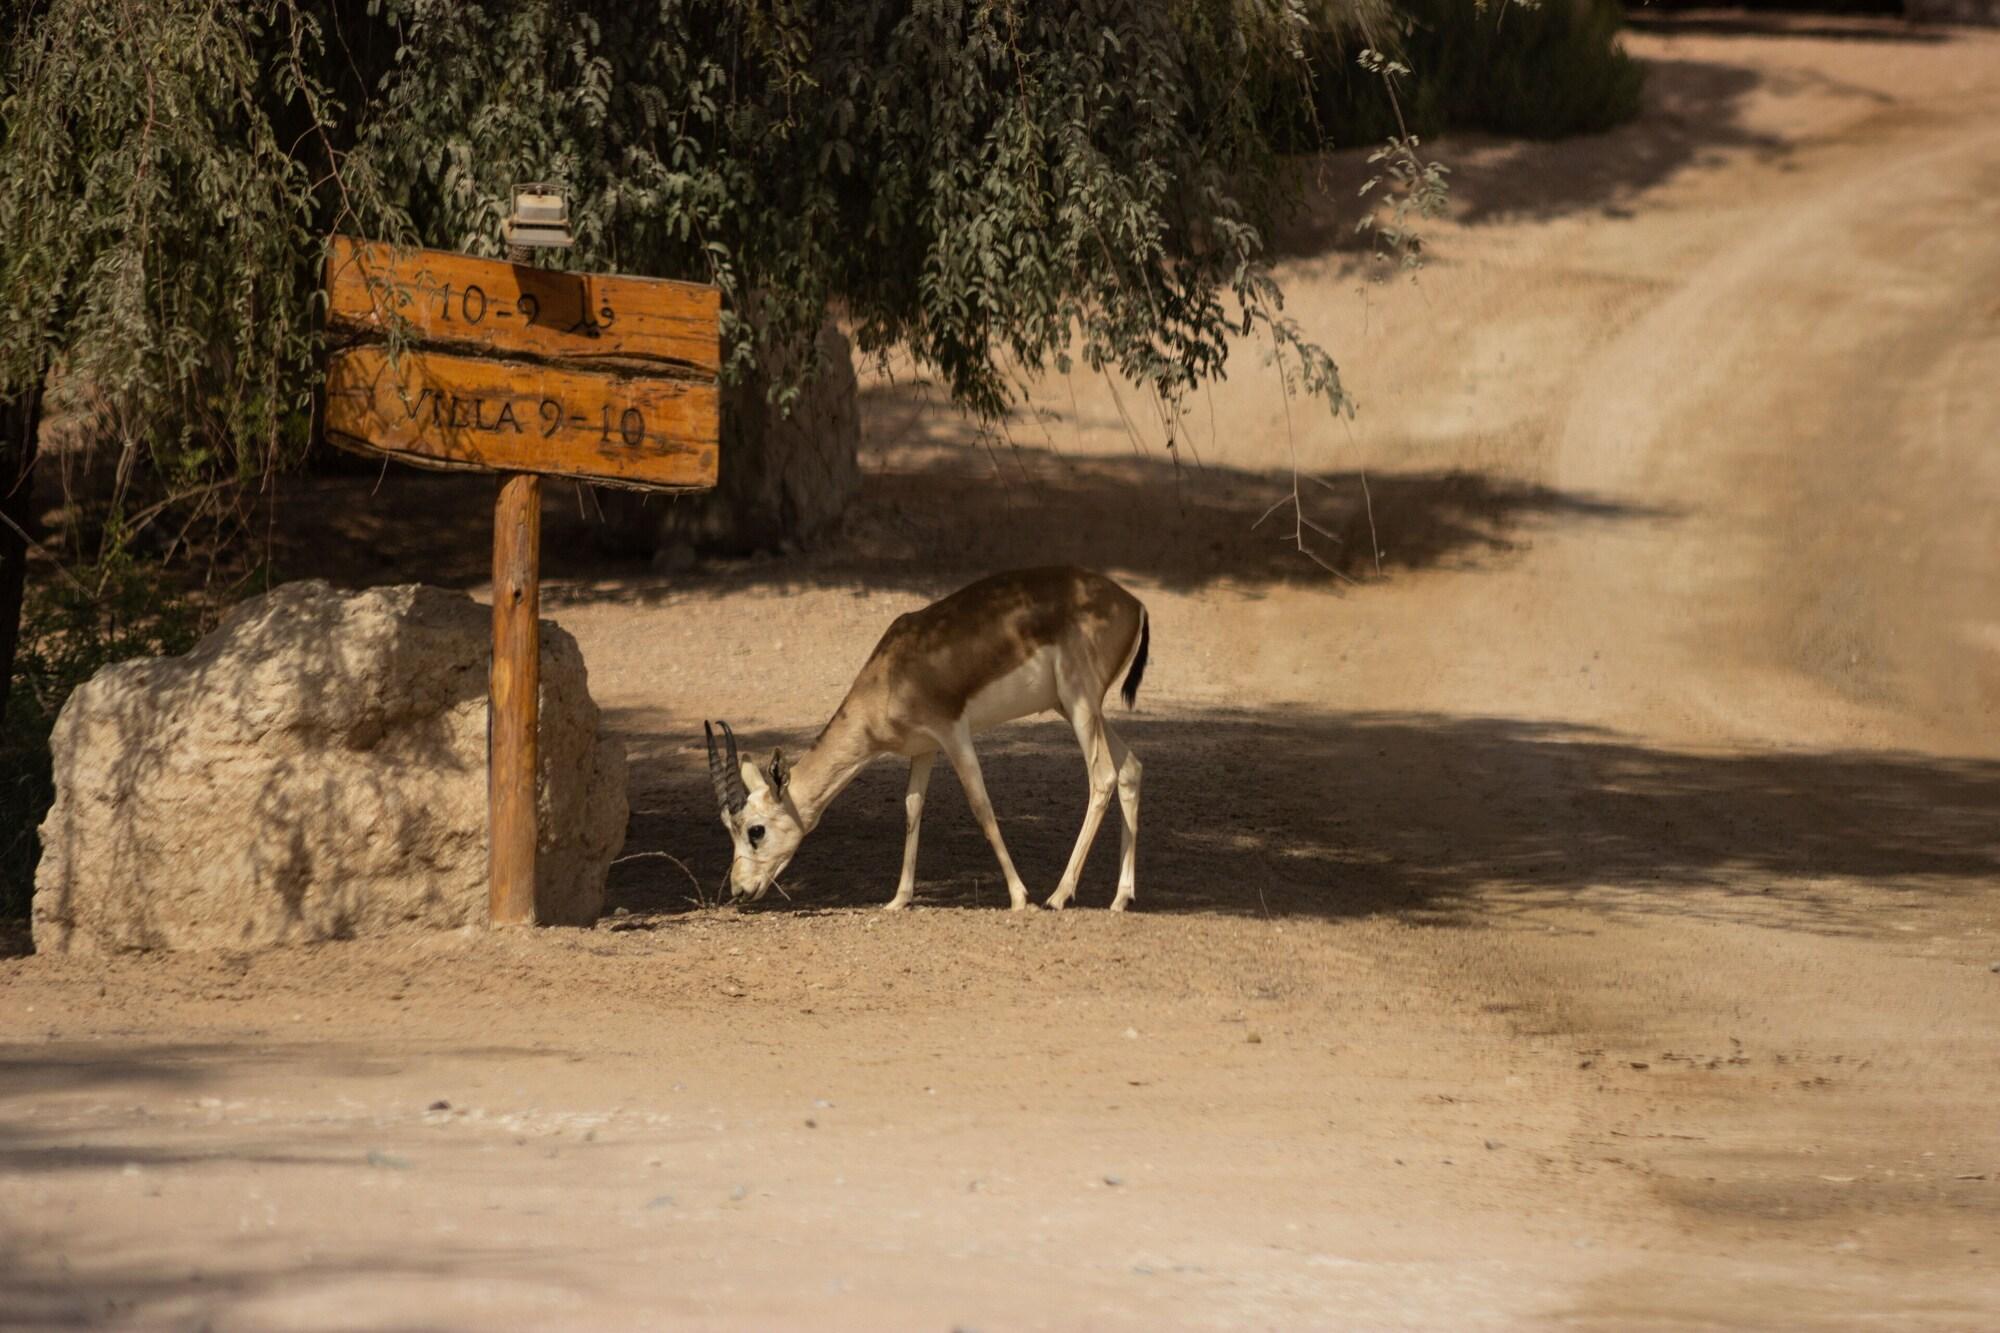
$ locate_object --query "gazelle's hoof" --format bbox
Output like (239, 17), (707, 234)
(882, 898), (910, 912)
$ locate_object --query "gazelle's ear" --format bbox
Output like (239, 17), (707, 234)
(740, 758), (769, 798)
(770, 749), (790, 798)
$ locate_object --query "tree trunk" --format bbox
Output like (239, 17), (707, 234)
(593, 323), (861, 562)
(0, 374), (47, 728)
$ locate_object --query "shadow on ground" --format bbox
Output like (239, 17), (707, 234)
(1624, 12), (1949, 46)
(0, 1037), (761, 1322)
(611, 709), (2000, 935)
(1273, 55), (1789, 250)
(0, 1217), (546, 1331)
(1274, 11), (1964, 247)
(271, 447), (1662, 600)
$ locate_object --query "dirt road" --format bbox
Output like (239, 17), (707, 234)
(6, 16), (1999, 1329)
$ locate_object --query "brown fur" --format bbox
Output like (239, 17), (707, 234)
(821, 567), (1145, 745)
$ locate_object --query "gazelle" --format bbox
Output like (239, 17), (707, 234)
(706, 566), (1149, 911)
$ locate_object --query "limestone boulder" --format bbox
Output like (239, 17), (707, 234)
(32, 581), (625, 952)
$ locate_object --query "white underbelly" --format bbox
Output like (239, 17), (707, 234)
(962, 649), (1060, 733)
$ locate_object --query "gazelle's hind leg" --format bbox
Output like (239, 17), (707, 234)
(935, 722), (1032, 911)
(884, 751), (936, 911)
(1047, 684), (1119, 910)
(1105, 722), (1141, 911)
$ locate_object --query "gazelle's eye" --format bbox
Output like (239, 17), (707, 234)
(748, 825), (766, 846)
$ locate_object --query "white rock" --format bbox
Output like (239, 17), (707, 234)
(32, 581), (625, 951)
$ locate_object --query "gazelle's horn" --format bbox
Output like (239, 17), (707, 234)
(720, 720), (750, 812)
(706, 721), (748, 814)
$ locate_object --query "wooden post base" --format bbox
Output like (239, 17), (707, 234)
(489, 470), (542, 926)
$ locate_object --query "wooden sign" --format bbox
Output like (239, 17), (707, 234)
(322, 233), (724, 929)
(325, 346), (718, 488)
(325, 237), (721, 374)
(323, 238), (720, 491)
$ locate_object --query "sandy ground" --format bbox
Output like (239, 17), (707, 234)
(6, 13), (2000, 1329)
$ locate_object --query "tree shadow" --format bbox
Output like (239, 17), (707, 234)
(0, 1114), (553, 1328)
(263, 465), (507, 592)
(0, 1039), (641, 1326)
(0, 1043), (216, 1105)
(0, 1041), (580, 1116)
(1624, 12), (1947, 45)
(0, 1237), (545, 1331)
(808, 449), (1648, 590)
(268, 435), (1664, 601)
(609, 709), (2000, 935)
(1271, 10), (1970, 248)
(1274, 55), (1791, 249)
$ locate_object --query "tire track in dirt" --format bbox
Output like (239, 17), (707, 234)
(1547, 109), (2000, 754)
(1473, 100), (2000, 1328)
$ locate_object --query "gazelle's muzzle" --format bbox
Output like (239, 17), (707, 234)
(724, 857), (789, 906)
(721, 857), (760, 906)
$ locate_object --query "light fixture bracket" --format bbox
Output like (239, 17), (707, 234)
(504, 182), (574, 249)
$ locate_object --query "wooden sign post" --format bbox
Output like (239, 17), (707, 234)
(323, 236), (721, 926)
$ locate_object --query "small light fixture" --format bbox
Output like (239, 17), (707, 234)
(504, 183), (574, 249)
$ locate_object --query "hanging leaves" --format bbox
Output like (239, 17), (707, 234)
(2, 1), (1397, 513)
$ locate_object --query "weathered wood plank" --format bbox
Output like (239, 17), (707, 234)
(325, 345), (720, 490)
(325, 237), (721, 373)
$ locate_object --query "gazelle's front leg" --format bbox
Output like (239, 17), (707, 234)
(934, 722), (1032, 910)
(885, 751), (935, 911)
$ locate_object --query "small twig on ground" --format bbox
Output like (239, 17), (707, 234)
(609, 850), (709, 908)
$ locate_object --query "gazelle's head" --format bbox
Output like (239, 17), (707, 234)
(706, 721), (804, 904)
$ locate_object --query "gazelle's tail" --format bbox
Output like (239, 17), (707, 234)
(1120, 610), (1150, 709)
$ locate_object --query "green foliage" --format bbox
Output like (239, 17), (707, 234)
(2, 1), (1393, 458)
(1, 560), (208, 920)
(1276, 0), (1644, 147)
(0, 1), (356, 512)
(353, 0), (1367, 422)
